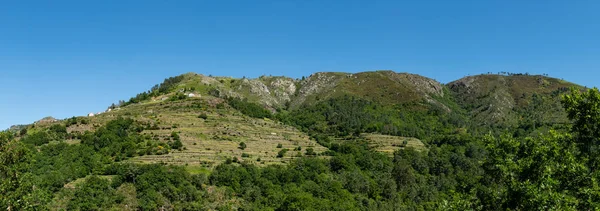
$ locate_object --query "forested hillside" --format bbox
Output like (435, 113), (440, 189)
(2, 71), (597, 210)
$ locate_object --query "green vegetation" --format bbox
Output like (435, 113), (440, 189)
(278, 95), (467, 140)
(3, 72), (600, 210)
(276, 148), (289, 158)
(305, 147), (316, 156)
(123, 75), (186, 106)
(1, 118), (179, 210)
(226, 96), (272, 119)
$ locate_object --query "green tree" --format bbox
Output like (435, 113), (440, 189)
(239, 142), (247, 150)
(305, 148), (316, 156)
(562, 88), (600, 165)
(481, 132), (587, 210)
(171, 139), (183, 150)
(171, 131), (180, 141)
(0, 132), (47, 210)
(67, 176), (121, 210)
(198, 113), (208, 120)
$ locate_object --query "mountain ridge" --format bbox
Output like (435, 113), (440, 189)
(7, 71), (582, 133)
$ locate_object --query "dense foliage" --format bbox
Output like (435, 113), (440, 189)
(226, 97), (273, 119)
(278, 95), (467, 139)
(0, 118), (178, 210)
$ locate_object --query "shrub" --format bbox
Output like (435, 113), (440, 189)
(305, 147), (316, 156)
(198, 113), (208, 120)
(171, 131), (180, 141)
(277, 149), (289, 158)
(400, 140), (408, 147)
(170, 140), (183, 150)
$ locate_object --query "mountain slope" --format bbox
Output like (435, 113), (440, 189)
(448, 74), (578, 130)
(291, 70), (447, 109)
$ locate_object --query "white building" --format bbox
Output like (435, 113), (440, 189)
(88, 113), (95, 117)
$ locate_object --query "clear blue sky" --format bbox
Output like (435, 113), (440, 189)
(1, 0), (599, 129)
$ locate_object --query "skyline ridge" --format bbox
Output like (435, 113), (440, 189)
(2, 69), (582, 130)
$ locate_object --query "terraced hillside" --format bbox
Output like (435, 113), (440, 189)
(57, 95), (328, 168)
(361, 133), (425, 154)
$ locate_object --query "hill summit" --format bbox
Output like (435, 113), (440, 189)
(114, 70), (580, 135)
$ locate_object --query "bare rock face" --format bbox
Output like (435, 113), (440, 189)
(298, 72), (345, 96)
(447, 76), (474, 96)
(226, 76), (299, 108)
(36, 116), (58, 124)
(247, 79), (271, 96)
(292, 72), (346, 108)
(268, 78), (297, 104)
(383, 71), (445, 97)
(400, 73), (444, 97)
